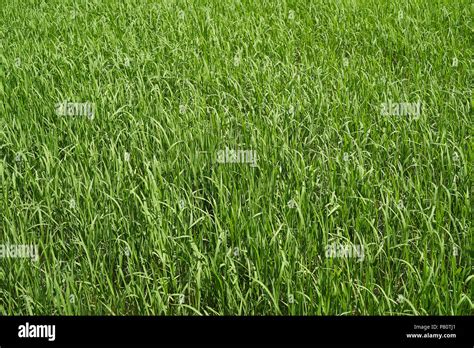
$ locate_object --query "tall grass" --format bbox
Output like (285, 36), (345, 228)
(0, 0), (472, 315)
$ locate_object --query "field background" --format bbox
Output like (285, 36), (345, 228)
(0, 0), (472, 315)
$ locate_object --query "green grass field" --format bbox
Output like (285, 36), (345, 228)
(0, 0), (472, 315)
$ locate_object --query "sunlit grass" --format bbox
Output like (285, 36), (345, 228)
(0, 0), (472, 315)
